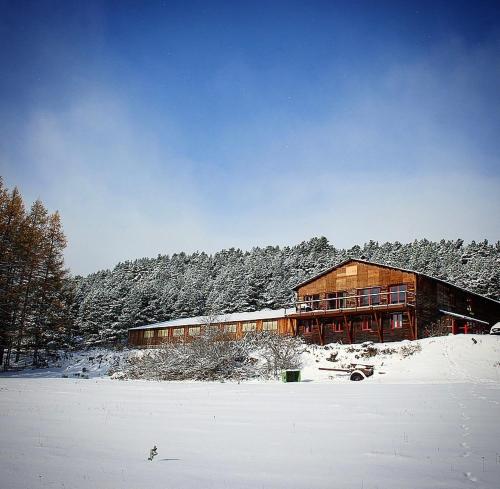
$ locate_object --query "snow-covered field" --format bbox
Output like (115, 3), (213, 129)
(1, 336), (500, 489)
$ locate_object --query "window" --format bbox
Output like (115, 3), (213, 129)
(262, 320), (278, 331)
(389, 284), (407, 304)
(223, 323), (237, 333)
(303, 321), (313, 334)
(361, 317), (373, 331)
(327, 292), (346, 309)
(304, 294), (321, 310)
(332, 320), (343, 333)
(242, 321), (257, 332)
(172, 328), (184, 337)
(158, 329), (168, 337)
(188, 327), (201, 336)
(358, 287), (381, 306)
(391, 313), (403, 329)
(144, 330), (154, 339)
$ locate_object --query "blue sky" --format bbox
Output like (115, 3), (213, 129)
(1, 0), (499, 275)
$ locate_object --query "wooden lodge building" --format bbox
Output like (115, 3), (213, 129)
(128, 259), (500, 347)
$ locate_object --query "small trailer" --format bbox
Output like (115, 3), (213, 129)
(319, 363), (374, 381)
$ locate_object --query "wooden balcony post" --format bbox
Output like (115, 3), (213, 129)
(374, 312), (383, 343)
(406, 310), (415, 340)
(451, 318), (457, 335)
(315, 318), (324, 346)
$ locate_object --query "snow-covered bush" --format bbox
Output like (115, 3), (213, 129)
(123, 331), (304, 381)
(399, 343), (422, 357)
(422, 321), (450, 338)
(248, 332), (304, 377)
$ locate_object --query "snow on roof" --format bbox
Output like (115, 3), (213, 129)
(128, 308), (291, 331)
(439, 310), (490, 325)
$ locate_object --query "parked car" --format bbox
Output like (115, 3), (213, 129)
(490, 323), (500, 335)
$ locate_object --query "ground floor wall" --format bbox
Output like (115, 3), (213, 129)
(128, 317), (293, 348)
(296, 310), (414, 345)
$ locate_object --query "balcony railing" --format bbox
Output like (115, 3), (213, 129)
(293, 290), (415, 315)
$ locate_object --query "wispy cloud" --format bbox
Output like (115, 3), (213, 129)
(1, 37), (499, 275)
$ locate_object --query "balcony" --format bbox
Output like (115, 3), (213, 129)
(291, 290), (415, 317)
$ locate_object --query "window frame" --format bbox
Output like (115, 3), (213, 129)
(303, 321), (313, 334)
(262, 320), (278, 331)
(361, 317), (373, 331)
(172, 327), (185, 337)
(223, 323), (237, 333)
(241, 321), (257, 333)
(327, 291), (346, 310)
(358, 287), (381, 307)
(332, 320), (343, 333)
(304, 294), (321, 310)
(391, 313), (404, 329)
(389, 284), (407, 304)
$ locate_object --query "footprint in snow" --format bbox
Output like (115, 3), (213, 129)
(463, 472), (477, 482)
(460, 442), (470, 449)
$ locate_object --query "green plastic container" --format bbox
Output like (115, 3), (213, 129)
(282, 369), (301, 382)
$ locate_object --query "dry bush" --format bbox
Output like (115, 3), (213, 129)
(422, 321), (450, 338)
(124, 331), (304, 381)
(359, 346), (379, 358)
(399, 343), (422, 357)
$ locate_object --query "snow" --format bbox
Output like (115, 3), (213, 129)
(1, 335), (500, 489)
(0, 349), (132, 379)
(300, 335), (500, 384)
(129, 308), (291, 330)
(439, 309), (490, 325)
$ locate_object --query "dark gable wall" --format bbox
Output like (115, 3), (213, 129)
(416, 276), (500, 337)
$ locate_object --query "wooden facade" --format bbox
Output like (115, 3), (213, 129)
(291, 259), (500, 344)
(128, 312), (292, 348)
(128, 259), (500, 347)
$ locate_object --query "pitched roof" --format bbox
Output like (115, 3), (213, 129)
(292, 258), (500, 305)
(128, 308), (291, 331)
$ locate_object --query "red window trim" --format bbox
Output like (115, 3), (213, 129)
(332, 321), (343, 333)
(361, 317), (372, 331)
(303, 322), (313, 334)
(391, 313), (403, 329)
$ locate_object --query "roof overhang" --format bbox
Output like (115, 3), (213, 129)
(439, 310), (490, 325)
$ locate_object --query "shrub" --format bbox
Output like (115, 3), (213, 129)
(123, 331), (304, 381)
(400, 343), (422, 357)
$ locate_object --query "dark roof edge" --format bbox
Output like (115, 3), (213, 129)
(292, 258), (500, 306)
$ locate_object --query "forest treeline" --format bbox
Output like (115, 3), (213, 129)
(1, 177), (500, 362)
(0, 179), (72, 367)
(72, 236), (500, 347)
